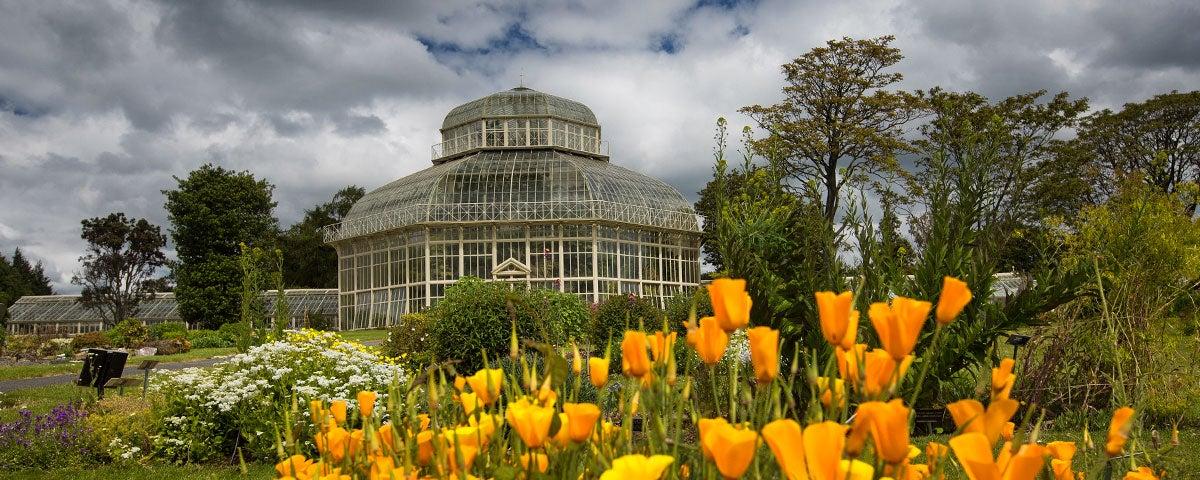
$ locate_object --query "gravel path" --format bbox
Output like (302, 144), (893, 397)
(0, 339), (382, 392)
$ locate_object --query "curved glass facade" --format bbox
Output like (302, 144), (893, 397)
(326, 87), (702, 329)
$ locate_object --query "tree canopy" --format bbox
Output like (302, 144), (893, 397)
(279, 186), (365, 288)
(164, 164), (277, 328)
(71, 212), (168, 326)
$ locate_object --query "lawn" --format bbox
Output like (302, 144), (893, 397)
(0, 383), (103, 421)
(335, 328), (388, 344)
(0, 463), (275, 480)
(0, 347), (238, 381)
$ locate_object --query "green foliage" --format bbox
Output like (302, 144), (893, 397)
(70, 332), (112, 351)
(664, 288), (712, 328)
(148, 322), (188, 341)
(530, 288), (590, 347)
(82, 396), (158, 465)
(0, 248), (54, 330)
(216, 322), (250, 348)
(164, 164), (277, 328)
(235, 244), (286, 352)
(427, 277), (583, 373)
(106, 319), (149, 348)
(740, 35), (918, 222)
(279, 186), (365, 288)
(591, 294), (663, 345)
(186, 329), (233, 349)
(383, 313), (433, 371)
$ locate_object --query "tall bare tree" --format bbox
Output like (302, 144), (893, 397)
(72, 213), (168, 326)
(740, 35), (919, 223)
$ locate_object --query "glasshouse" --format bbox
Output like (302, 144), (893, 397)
(5, 289), (338, 335)
(323, 87), (703, 329)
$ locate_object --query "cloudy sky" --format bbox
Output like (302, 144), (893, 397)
(1, 0), (1197, 292)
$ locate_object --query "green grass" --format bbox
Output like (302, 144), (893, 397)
(0, 383), (100, 421)
(336, 328), (388, 343)
(0, 347), (237, 382)
(0, 463), (275, 480)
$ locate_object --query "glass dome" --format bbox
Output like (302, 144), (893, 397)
(324, 87), (702, 329)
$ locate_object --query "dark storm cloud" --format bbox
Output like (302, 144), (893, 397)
(0, 0), (1196, 291)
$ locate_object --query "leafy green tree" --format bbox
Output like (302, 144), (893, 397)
(740, 35), (918, 223)
(279, 186), (365, 288)
(71, 213), (168, 327)
(164, 164), (277, 328)
(1076, 91), (1200, 213)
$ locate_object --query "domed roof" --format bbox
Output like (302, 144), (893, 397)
(441, 87), (598, 130)
(327, 150), (699, 242)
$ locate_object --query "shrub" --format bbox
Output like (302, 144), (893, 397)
(427, 277), (548, 373)
(153, 329), (404, 461)
(106, 319), (149, 348)
(528, 288), (590, 347)
(383, 313), (433, 371)
(187, 329), (232, 349)
(148, 321), (188, 341)
(144, 338), (191, 356)
(0, 404), (96, 470)
(303, 312), (335, 331)
(591, 294), (663, 347)
(70, 332), (112, 351)
(82, 396), (157, 465)
(216, 321), (251, 346)
(664, 288), (713, 328)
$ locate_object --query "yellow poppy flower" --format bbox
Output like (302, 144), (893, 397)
(935, 276), (972, 325)
(687, 316), (729, 365)
(460, 391), (481, 415)
(275, 454), (312, 478)
(589, 357), (610, 388)
(1123, 466), (1159, 480)
(505, 398), (555, 449)
(466, 368), (504, 406)
(748, 326), (780, 383)
(564, 402), (601, 443)
(838, 459), (875, 480)
(599, 454), (674, 480)
(816, 291), (857, 349)
(709, 278), (752, 331)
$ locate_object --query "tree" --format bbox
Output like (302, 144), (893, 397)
(279, 186), (365, 288)
(9, 248), (52, 297)
(71, 213), (168, 326)
(164, 164), (277, 328)
(1076, 91), (1200, 213)
(740, 35), (918, 223)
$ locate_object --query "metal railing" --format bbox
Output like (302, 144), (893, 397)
(432, 136), (610, 161)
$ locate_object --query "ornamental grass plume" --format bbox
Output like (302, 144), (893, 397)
(815, 290), (858, 349)
(709, 278), (752, 331)
(1107, 406), (1136, 457)
(868, 296), (932, 361)
(935, 276), (973, 325)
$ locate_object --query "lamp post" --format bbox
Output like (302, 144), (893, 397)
(1006, 333), (1031, 361)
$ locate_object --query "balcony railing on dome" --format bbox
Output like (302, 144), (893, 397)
(432, 129), (610, 161)
(321, 199), (699, 243)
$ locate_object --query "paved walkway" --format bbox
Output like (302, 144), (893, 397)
(0, 339), (382, 392)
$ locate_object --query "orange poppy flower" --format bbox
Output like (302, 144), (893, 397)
(330, 399), (348, 425)
(649, 331), (677, 364)
(748, 326), (780, 383)
(935, 276), (972, 325)
(1106, 407), (1135, 457)
(947, 398), (1019, 447)
(709, 278), (752, 331)
(991, 358), (1015, 401)
(520, 452), (549, 473)
(869, 297), (931, 361)
(762, 419), (807, 480)
(599, 454), (675, 480)
(622, 331), (652, 378)
(950, 432), (1045, 480)
(466, 368), (504, 406)
(687, 316), (729, 365)
(564, 402), (601, 442)
(357, 391), (377, 419)
(700, 419), (757, 479)
(804, 421), (848, 480)
(505, 398), (555, 449)
(589, 357), (610, 388)
(816, 291), (857, 349)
